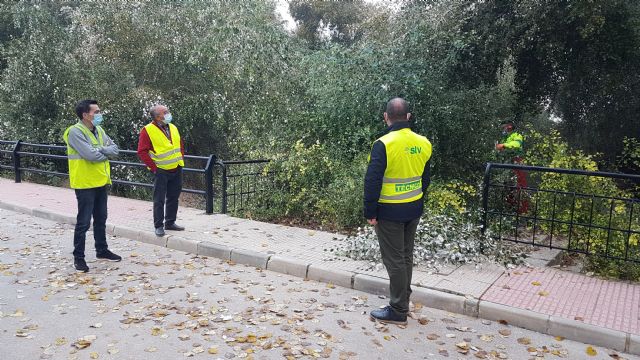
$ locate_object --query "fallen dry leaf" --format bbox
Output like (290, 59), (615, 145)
(73, 339), (91, 350)
(517, 337), (532, 345)
(337, 319), (351, 330)
(479, 334), (494, 342)
(586, 346), (597, 356)
(498, 329), (511, 337)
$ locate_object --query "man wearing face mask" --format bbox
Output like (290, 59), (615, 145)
(63, 99), (121, 273)
(137, 104), (185, 237)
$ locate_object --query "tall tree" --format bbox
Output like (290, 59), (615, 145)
(289, 0), (372, 48)
(447, 0), (640, 162)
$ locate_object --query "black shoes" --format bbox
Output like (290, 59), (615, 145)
(165, 223), (185, 231)
(96, 250), (122, 262)
(156, 223), (184, 236)
(370, 306), (408, 325)
(74, 258), (89, 273)
(74, 250), (121, 272)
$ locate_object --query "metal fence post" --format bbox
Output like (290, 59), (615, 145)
(481, 162), (493, 234)
(204, 154), (215, 214)
(217, 160), (228, 214)
(12, 140), (22, 183)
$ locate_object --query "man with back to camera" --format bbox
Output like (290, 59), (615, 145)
(63, 99), (122, 273)
(137, 104), (185, 237)
(364, 97), (432, 325)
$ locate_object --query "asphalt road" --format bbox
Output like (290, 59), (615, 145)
(0, 208), (635, 360)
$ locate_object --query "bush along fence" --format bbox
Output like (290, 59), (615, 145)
(482, 162), (640, 264)
(0, 139), (273, 215)
(3, 140), (640, 267)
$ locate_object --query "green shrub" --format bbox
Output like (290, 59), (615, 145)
(246, 140), (365, 229)
(522, 129), (640, 279)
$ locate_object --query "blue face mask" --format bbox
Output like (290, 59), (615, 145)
(163, 113), (173, 124)
(92, 113), (103, 127)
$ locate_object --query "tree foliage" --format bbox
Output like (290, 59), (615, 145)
(0, 0), (638, 232)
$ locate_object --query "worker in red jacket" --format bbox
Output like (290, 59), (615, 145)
(137, 104), (186, 237)
(496, 120), (529, 214)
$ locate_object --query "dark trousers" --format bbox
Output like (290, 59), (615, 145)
(374, 217), (420, 315)
(73, 186), (109, 259)
(153, 167), (183, 228)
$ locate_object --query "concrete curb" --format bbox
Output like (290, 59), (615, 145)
(32, 208), (76, 224)
(412, 287), (466, 315)
(548, 315), (627, 352)
(353, 274), (389, 297)
(137, 228), (169, 247)
(1, 198), (637, 356)
(230, 248), (270, 269)
(307, 265), (354, 289)
(166, 235), (200, 254)
(629, 334), (640, 355)
(266, 256), (309, 278)
(0, 201), (33, 216)
(197, 242), (231, 261)
(112, 225), (141, 243)
(478, 301), (549, 334)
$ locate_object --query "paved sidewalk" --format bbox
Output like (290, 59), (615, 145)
(0, 178), (639, 354)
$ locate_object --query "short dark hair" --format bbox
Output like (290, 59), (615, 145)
(75, 99), (98, 120)
(500, 119), (516, 128)
(385, 97), (409, 122)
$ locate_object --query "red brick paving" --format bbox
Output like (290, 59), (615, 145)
(482, 266), (640, 334)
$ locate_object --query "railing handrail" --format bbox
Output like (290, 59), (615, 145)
(1, 138), (273, 215)
(486, 162), (640, 181)
(482, 162), (640, 264)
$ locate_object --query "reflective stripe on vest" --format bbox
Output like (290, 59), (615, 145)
(145, 123), (185, 170)
(374, 128), (432, 204)
(63, 123), (111, 189)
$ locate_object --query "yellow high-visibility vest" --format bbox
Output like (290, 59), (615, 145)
(63, 123), (111, 189)
(375, 128), (432, 203)
(145, 123), (184, 170)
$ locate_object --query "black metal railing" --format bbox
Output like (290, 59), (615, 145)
(482, 163), (640, 263)
(216, 159), (278, 214)
(0, 139), (277, 214)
